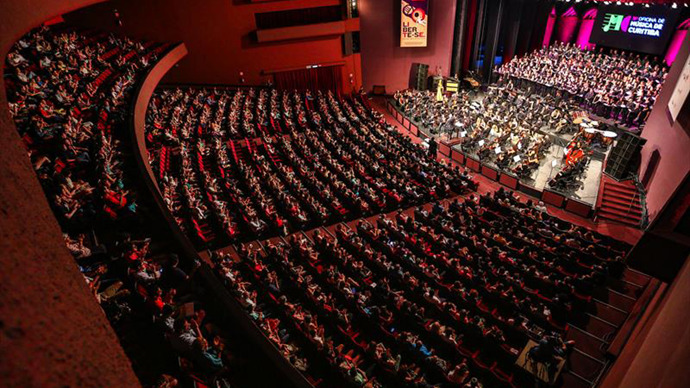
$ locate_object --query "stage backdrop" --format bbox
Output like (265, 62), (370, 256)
(401, 0), (428, 47)
(589, 4), (681, 55)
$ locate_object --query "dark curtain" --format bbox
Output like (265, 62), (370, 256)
(274, 66), (343, 94)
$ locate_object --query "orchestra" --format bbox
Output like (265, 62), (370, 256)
(394, 79), (622, 194)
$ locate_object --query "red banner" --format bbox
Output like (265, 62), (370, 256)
(401, 0), (429, 47)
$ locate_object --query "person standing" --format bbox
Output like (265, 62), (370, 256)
(428, 137), (438, 159)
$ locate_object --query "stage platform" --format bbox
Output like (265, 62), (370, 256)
(385, 98), (611, 217)
(450, 142), (604, 207)
(492, 139), (605, 207)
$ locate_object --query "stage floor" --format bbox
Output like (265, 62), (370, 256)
(387, 94), (616, 207)
(521, 142), (603, 206)
(452, 141), (604, 206)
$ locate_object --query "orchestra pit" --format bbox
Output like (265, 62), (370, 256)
(2, 1), (690, 388)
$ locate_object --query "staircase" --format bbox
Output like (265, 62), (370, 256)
(596, 179), (644, 227)
(560, 267), (654, 388)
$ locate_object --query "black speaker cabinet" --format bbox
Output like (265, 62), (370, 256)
(604, 131), (646, 180)
(409, 63), (429, 91)
(429, 76), (444, 92)
(342, 32), (360, 56)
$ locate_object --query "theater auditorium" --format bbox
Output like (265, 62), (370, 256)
(1, 0), (690, 388)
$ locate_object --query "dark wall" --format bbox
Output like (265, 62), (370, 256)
(0, 1), (141, 387)
(359, 0), (457, 93)
(63, 0), (362, 92)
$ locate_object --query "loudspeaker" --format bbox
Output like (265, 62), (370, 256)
(342, 33), (353, 56)
(604, 131), (646, 180)
(342, 32), (360, 56)
(409, 63), (429, 90)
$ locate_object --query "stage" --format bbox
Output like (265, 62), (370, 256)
(451, 117), (611, 207)
(451, 140), (606, 207)
(385, 97), (616, 217)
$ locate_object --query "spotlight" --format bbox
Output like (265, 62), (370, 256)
(616, 1), (621, 5)
(672, 2), (678, 8)
(644, 3), (650, 7)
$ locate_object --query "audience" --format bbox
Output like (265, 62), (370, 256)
(5, 24), (638, 388)
(146, 88), (477, 246)
(213, 187), (630, 388)
(6, 26), (171, 225)
(5, 24), (246, 388)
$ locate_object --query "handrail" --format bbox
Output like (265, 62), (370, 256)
(631, 175), (650, 229)
(130, 43), (189, 197)
(127, 43), (314, 388)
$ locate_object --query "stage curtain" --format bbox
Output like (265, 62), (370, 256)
(274, 65), (342, 94)
(555, 7), (580, 44)
(542, 7), (557, 47)
(575, 8), (597, 50)
(665, 19), (690, 66)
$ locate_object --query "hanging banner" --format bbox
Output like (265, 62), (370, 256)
(401, 0), (428, 47)
(668, 52), (690, 123)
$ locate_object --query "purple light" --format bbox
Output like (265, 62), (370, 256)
(576, 8), (598, 49)
(665, 19), (690, 66)
(542, 7), (558, 47)
(555, 7), (580, 44)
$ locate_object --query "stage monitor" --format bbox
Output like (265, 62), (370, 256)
(589, 4), (681, 56)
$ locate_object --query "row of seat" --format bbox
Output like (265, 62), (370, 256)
(212, 186), (630, 388)
(146, 88), (477, 247)
(6, 25), (171, 225)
